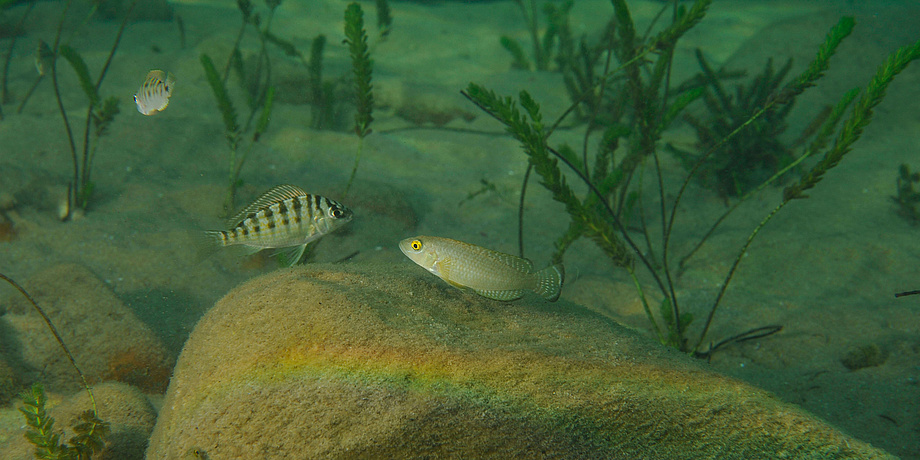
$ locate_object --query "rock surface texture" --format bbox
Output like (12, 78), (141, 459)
(146, 263), (892, 459)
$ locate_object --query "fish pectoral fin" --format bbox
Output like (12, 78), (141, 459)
(473, 289), (526, 302)
(276, 244), (308, 267)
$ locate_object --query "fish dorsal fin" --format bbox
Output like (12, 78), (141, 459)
(486, 251), (534, 273)
(227, 184), (307, 228)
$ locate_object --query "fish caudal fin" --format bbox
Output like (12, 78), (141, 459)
(533, 263), (564, 302)
(191, 230), (225, 263)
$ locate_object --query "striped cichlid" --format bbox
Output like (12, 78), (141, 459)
(399, 236), (564, 301)
(134, 70), (175, 116)
(205, 184), (353, 265)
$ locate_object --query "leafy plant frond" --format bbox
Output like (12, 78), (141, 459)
(343, 2), (376, 197)
(345, 2), (374, 138)
(58, 45), (99, 107)
(201, 53), (240, 140)
(19, 384), (109, 460)
(375, 0), (392, 38)
(784, 38), (920, 200)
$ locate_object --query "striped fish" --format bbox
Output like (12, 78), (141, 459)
(134, 70), (175, 115)
(205, 185), (353, 265)
(399, 236), (564, 302)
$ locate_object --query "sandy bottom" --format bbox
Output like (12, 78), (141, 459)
(0, 0), (918, 457)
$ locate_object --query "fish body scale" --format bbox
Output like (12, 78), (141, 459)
(436, 242), (535, 291)
(222, 196), (322, 248)
(209, 185), (352, 253)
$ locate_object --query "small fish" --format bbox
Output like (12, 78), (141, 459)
(134, 70), (175, 115)
(399, 236), (564, 301)
(205, 185), (354, 265)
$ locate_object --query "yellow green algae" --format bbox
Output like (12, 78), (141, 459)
(145, 263), (893, 459)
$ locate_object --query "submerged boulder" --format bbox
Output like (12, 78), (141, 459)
(146, 263), (892, 459)
(3, 264), (173, 394)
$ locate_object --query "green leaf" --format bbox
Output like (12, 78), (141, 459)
(500, 36), (531, 70)
(59, 45), (99, 106)
(345, 2), (374, 138)
(254, 86), (275, 141)
(264, 31), (303, 59)
(200, 53), (240, 136)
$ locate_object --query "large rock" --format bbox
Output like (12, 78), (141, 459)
(146, 263), (892, 459)
(2, 264), (173, 393)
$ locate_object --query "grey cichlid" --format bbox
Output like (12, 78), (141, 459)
(399, 235), (564, 301)
(205, 184), (353, 265)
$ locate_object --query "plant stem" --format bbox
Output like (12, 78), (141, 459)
(343, 137), (364, 198)
(0, 273), (97, 413)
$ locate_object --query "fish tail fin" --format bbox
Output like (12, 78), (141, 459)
(533, 263), (565, 302)
(192, 230), (225, 263)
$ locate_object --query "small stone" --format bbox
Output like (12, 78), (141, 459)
(841, 343), (889, 370)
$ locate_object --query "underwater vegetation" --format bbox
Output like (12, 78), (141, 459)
(201, 0), (278, 216)
(201, 0), (384, 212)
(467, 0), (920, 355)
(19, 384), (109, 460)
(500, 0), (571, 71)
(892, 163), (920, 224)
(5, 0), (139, 218)
(669, 52), (830, 199)
(343, 1), (375, 197)
(0, 273), (109, 459)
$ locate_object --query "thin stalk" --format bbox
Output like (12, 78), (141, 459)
(679, 87), (860, 269)
(16, 75), (42, 114)
(343, 138), (364, 198)
(518, 163), (532, 258)
(0, 273), (97, 413)
(48, 0), (79, 218)
(692, 201), (784, 352)
(224, 144), (239, 214)
(2, 0), (36, 109)
(79, 0), (138, 208)
(628, 266), (663, 341)
(223, 18), (249, 84)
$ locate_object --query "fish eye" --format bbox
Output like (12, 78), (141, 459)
(410, 239), (422, 251)
(331, 207), (344, 218)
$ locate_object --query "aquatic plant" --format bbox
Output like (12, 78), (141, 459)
(201, 53), (275, 216)
(175, 14), (186, 49)
(19, 384), (109, 460)
(200, 0), (280, 215)
(466, 0), (920, 356)
(343, 2), (375, 197)
(0, 272), (108, 458)
(45, 0), (137, 217)
(668, 51), (830, 198)
(1, 0), (35, 120)
(892, 164), (920, 224)
(501, 0), (569, 71)
(375, 0), (392, 39)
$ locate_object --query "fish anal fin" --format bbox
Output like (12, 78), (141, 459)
(227, 184), (308, 228)
(444, 278), (466, 289)
(474, 289), (526, 302)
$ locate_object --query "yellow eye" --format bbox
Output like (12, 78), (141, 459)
(410, 239), (422, 250)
